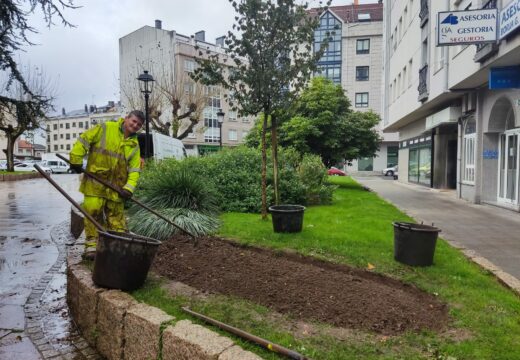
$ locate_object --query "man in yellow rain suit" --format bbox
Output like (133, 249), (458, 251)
(69, 110), (145, 260)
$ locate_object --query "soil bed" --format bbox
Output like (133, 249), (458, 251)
(152, 235), (449, 335)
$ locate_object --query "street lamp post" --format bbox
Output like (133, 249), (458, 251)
(137, 70), (155, 159)
(217, 109), (225, 149)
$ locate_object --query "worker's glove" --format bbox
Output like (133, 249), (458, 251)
(70, 164), (83, 174)
(120, 189), (133, 199)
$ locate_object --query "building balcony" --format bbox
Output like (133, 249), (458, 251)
(419, 0), (429, 27)
(418, 64), (429, 102)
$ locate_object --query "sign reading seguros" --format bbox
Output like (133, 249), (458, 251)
(437, 8), (498, 46)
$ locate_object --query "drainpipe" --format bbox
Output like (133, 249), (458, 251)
(457, 117), (464, 199)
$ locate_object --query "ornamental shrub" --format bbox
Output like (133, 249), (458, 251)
(297, 154), (335, 205)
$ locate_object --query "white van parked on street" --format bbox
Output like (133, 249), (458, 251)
(41, 159), (69, 174)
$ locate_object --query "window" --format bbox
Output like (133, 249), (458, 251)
(356, 39), (370, 54)
(53, 124), (58, 130)
(79, 122), (83, 128)
(66, 134), (70, 140)
(85, 121), (89, 129)
(47, 135), (50, 142)
(60, 144), (64, 150)
(65, 123), (70, 129)
(47, 145), (51, 152)
(355, 93), (369, 108)
(72, 122), (76, 127)
(54, 145), (58, 151)
(60, 134), (64, 139)
(463, 119), (476, 183)
(356, 66), (369, 81)
(66, 144), (71, 151)
(228, 111), (237, 122)
(315, 11), (342, 84)
(228, 129), (238, 141)
(316, 64), (341, 84)
(73, 133), (77, 138)
(53, 134), (58, 141)
(184, 59), (196, 72)
(402, 66), (407, 91)
(60, 123), (63, 128)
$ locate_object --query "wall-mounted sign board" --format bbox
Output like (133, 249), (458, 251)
(437, 9), (498, 46)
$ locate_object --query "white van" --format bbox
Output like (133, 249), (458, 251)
(138, 132), (186, 161)
(42, 159), (69, 174)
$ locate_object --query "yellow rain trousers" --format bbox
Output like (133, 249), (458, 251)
(70, 118), (141, 250)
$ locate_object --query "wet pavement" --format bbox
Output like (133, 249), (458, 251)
(0, 175), (98, 359)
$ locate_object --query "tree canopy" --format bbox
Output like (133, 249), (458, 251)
(247, 77), (382, 167)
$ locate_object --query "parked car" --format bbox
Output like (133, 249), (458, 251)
(382, 165), (398, 177)
(328, 167), (347, 176)
(13, 162), (52, 174)
(41, 159), (69, 174)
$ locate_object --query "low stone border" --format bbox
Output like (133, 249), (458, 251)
(66, 259), (263, 359)
(66, 218), (263, 360)
(0, 172), (42, 181)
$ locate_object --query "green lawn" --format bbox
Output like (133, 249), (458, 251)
(133, 176), (520, 360)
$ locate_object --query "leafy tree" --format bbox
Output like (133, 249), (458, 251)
(281, 77), (381, 166)
(193, 0), (330, 218)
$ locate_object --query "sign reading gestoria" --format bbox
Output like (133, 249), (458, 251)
(500, 0), (520, 40)
(437, 9), (498, 46)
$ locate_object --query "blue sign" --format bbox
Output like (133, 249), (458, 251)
(500, 0), (520, 39)
(483, 149), (499, 159)
(489, 66), (520, 89)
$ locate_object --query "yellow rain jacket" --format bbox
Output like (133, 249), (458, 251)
(70, 118), (141, 202)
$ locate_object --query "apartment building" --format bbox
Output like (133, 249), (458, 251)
(119, 21), (254, 156)
(312, 1), (399, 172)
(384, 0), (520, 210)
(45, 101), (122, 153)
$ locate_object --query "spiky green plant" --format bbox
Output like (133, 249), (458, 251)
(128, 163), (220, 240)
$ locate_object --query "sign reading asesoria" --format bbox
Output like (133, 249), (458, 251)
(437, 9), (498, 46)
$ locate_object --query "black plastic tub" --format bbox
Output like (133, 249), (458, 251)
(269, 205), (306, 233)
(92, 231), (161, 291)
(393, 222), (440, 266)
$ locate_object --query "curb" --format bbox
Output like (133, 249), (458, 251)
(0, 173), (42, 181)
(64, 221), (263, 359)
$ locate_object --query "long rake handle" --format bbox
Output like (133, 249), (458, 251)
(57, 154), (196, 238)
(34, 164), (106, 232)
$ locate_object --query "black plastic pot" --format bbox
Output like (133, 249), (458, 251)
(92, 231), (161, 291)
(269, 205), (306, 233)
(393, 222), (440, 266)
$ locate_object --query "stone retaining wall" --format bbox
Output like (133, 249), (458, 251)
(66, 251), (263, 360)
(0, 172), (42, 181)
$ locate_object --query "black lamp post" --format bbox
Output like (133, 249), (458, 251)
(217, 109), (225, 149)
(137, 70), (155, 158)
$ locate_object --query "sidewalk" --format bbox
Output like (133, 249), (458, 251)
(354, 176), (520, 289)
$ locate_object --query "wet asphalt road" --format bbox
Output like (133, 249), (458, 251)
(0, 175), (81, 359)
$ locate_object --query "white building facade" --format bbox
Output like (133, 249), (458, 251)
(119, 21), (254, 156)
(313, 2), (399, 172)
(46, 102), (122, 153)
(384, 0), (520, 210)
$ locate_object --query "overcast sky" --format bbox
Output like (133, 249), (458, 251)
(20, 0), (376, 115)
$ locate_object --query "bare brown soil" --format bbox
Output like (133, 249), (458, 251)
(152, 235), (449, 335)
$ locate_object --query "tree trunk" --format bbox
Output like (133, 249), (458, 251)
(6, 132), (16, 172)
(261, 112), (268, 219)
(270, 114), (280, 205)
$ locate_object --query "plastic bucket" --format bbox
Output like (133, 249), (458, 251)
(393, 222), (440, 266)
(269, 205), (306, 233)
(92, 231), (161, 291)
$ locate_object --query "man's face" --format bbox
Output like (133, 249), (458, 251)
(124, 115), (143, 134)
